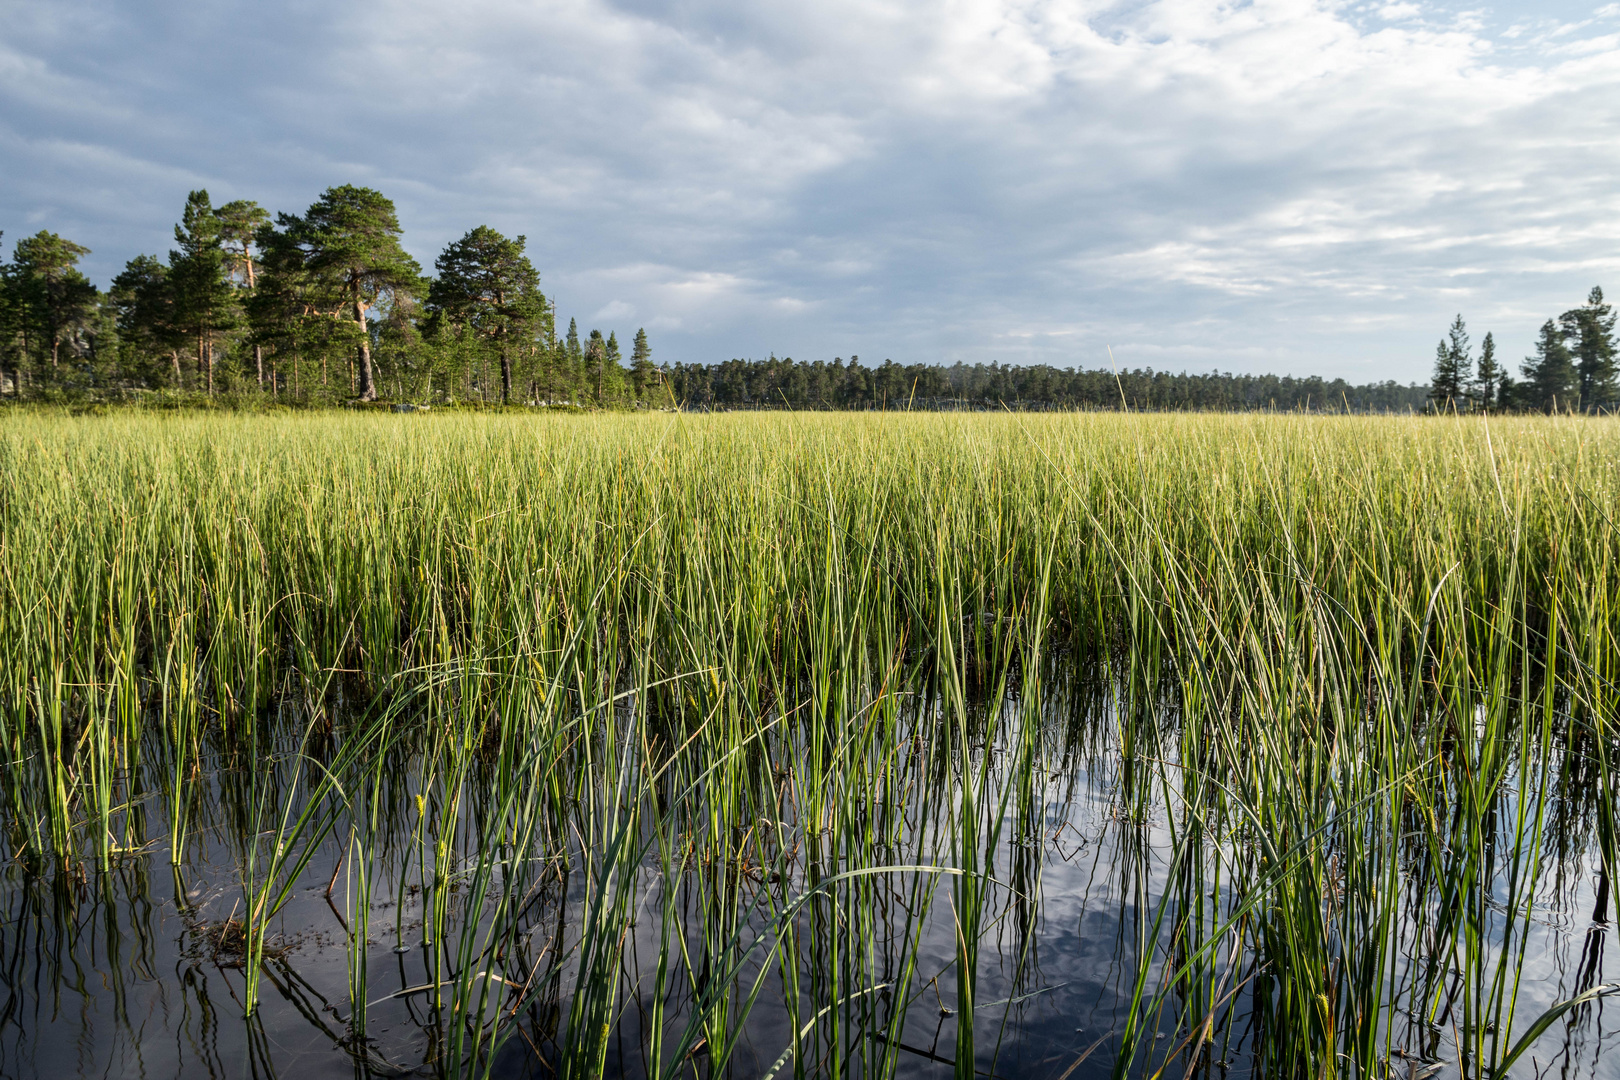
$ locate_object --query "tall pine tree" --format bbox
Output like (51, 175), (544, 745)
(273, 186), (421, 401)
(9, 231), (97, 381)
(427, 226), (548, 404)
(169, 191), (238, 394)
(217, 199), (271, 385)
(110, 254), (182, 387)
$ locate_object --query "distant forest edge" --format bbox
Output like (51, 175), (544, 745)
(0, 184), (1610, 414)
(664, 358), (1429, 412)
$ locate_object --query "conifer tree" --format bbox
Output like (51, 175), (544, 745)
(587, 328), (607, 403)
(1561, 287), (1617, 409)
(169, 191), (238, 393)
(1430, 340), (1461, 410)
(217, 200), (271, 384)
(427, 226), (548, 404)
(10, 230), (97, 377)
(271, 186), (421, 400)
(110, 254), (182, 386)
(1429, 314), (1469, 409)
(1496, 370), (1519, 411)
(1473, 331), (1499, 411)
(1522, 319), (1577, 412)
(564, 318), (583, 396)
(630, 327), (656, 399)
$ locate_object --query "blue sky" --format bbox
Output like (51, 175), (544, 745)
(2, 0), (1618, 381)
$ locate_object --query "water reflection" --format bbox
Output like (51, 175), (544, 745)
(2, 664), (1618, 1079)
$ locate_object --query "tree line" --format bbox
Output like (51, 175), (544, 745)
(667, 356), (1429, 412)
(1, 185), (1608, 414)
(0, 186), (661, 406)
(1429, 288), (1617, 412)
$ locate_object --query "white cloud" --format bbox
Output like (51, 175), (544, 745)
(0, 0), (1617, 378)
(593, 300), (636, 322)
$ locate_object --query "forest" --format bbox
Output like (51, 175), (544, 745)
(0, 183), (1609, 413)
(666, 356), (1431, 412)
(1428, 296), (1617, 413)
(0, 186), (658, 407)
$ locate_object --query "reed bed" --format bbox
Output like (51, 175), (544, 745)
(1, 409), (1618, 1078)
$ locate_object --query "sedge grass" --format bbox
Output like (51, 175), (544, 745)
(1, 409), (1618, 1077)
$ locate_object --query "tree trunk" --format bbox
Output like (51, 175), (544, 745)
(501, 350), (512, 404)
(355, 297), (377, 400)
(171, 350), (182, 387)
(255, 345), (264, 387)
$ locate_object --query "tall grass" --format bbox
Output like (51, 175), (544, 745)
(1, 409), (1618, 1077)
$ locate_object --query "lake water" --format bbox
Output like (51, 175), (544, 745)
(3, 679), (1618, 1079)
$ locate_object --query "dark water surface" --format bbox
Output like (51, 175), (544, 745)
(4, 687), (1620, 1080)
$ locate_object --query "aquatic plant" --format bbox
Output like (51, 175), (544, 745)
(1, 409), (1618, 1077)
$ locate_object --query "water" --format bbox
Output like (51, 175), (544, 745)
(4, 678), (1620, 1079)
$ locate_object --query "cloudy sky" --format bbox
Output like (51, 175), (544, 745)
(3, 0), (1618, 381)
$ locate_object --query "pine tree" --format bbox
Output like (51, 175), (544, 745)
(169, 191), (238, 393)
(110, 254), (182, 387)
(273, 186), (421, 401)
(10, 230), (97, 380)
(1473, 331), (1499, 411)
(427, 226), (548, 404)
(0, 232), (19, 397)
(1561, 287), (1617, 409)
(1522, 319), (1577, 412)
(217, 200), (271, 385)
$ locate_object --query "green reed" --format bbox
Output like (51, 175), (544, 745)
(2, 409), (1619, 1077)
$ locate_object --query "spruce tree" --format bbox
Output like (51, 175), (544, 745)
(629, 328), (656, 399)
(1473, 331), (1499, 411)
(587, 328), (607, 403)
(1522, 319), (1577, 412)
(1430, 337), (1463, 410)
(565, 318), (583, 396)
(1428, 314), (1471, 409)
(1561, 287), (1617, 409)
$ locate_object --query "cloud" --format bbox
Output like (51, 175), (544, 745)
(593, 300), (636, 322)
(1, 0), (1618, 379)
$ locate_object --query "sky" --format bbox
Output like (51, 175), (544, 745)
(2, 0), (1619, 383)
